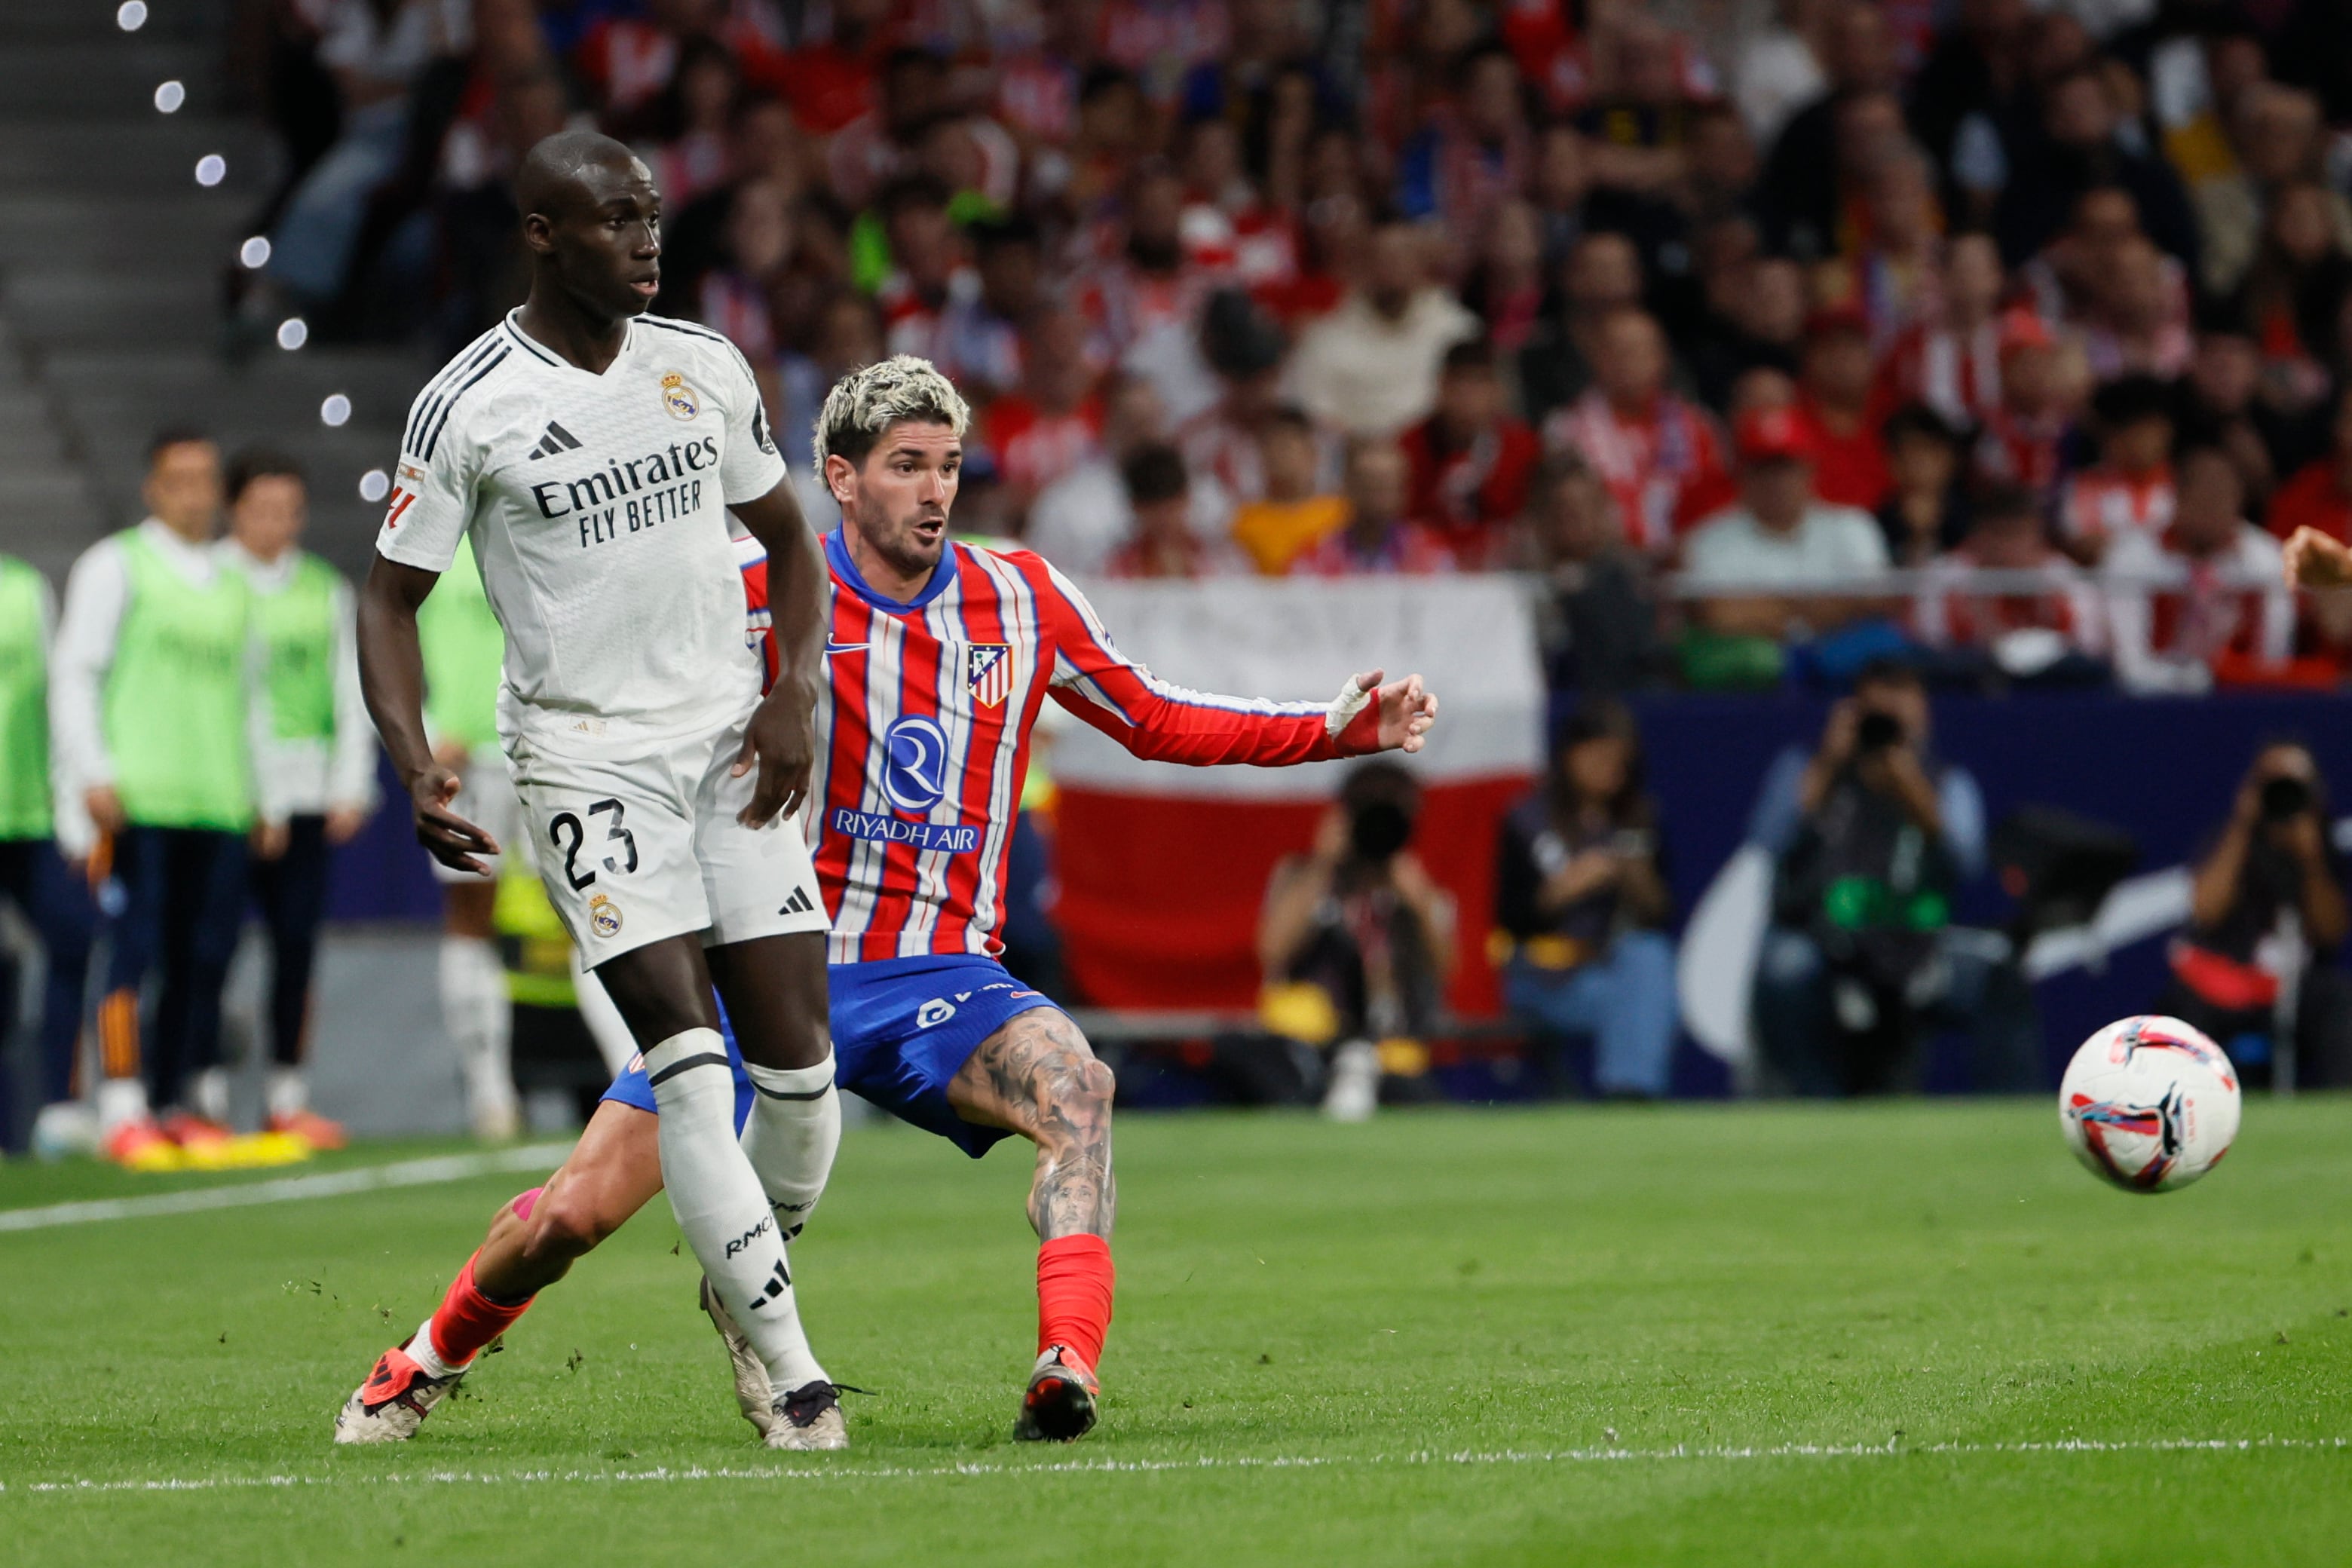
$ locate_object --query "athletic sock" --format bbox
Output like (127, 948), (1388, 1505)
(739, 1053), (841, 1242)
(96, 1076), (149, 1134)
(189, 1067), (230, 1125)
(439, 936), (515, 1125)
(644, 1028), (827, 1392)
(266, 1067), (308, 1119)
(417, 1251), (534, 1374)
(1037, 1234), (1115, 1372)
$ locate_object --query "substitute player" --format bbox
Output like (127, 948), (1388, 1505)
(332, 355), (1439, 1446)
(345, 130), (848, 1450)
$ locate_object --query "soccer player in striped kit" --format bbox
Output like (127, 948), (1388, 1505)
(330, 355), (1439, 1446)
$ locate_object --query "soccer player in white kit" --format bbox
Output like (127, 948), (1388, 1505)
(347, 131), (848, 1450)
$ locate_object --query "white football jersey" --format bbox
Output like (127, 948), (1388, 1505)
(376, 309), (789, 749)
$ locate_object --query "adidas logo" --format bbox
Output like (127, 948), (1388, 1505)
(526, 420), (583, 460)
(779, 887), (816, 917)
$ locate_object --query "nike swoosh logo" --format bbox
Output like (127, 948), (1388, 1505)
(823, 642), (870, 655)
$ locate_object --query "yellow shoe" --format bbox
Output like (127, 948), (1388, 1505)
(103, 1118), (184, 1172)
(222, 1132), (312, 1168)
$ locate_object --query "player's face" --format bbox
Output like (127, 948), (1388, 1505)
(529, 157), (663, 321)
(837, 421), (963, 580)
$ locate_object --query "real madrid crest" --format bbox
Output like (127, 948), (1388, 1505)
(589, 893), (623, 938)
(659, 371), (700, 421)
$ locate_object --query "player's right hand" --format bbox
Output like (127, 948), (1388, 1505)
(409, 764), (498, 876)
(734, 687), (816, 828)
(2284, 525), (2352, 589)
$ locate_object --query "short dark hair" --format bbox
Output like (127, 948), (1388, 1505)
(969, 212), (1041, 256)
(225, 446), (304, 502)
(1854, 655), (1924, 693)
(877, 173), (951, 219)
(1120, 443), (1189, 507)
(2091, 373), (2175, 432)
(147, 424), (213, 465)
(1881, 402), (1959, 449)
(1265, 403), (1317, 437)
(1971, 482), (2040, 527)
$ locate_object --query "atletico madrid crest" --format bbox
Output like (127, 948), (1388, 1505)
(966, 644), (1012, 709)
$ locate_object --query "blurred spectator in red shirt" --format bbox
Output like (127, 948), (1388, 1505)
(2060, 375), (2176, 565)
(2081, 236), (2194, 383)
(1973, 310), (2080, 497)
(827, 46), (948, 209)
(1915, 482), (2107, 669)
(1876, 403), (1969, 567)
(1104, 445), (1239, 579)
(768, 0), (891, 136)
(1794, 302), (1892, 510)
(982, 307), (1104, 518)
(1081, 163), (1223, 371)
(2104, 443), (2293, 695)
(1292, 437), (1456, 576)
(1873, 231), (2006, 431)
(1289, 219), (1479, 438)
(1460, 199), (1548, 357)
(1841, 143), (1944, 346)
(2231, 180), (2352, 424)
(1401, 341), (1540, 568)
(1544, 307), (1728, 557)
(2172, 323), (2283, 510)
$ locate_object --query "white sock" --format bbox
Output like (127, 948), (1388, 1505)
(740, 1053), (841, 1241)
(267, 1067), (308, 1118)
(410, 1317), (464, 1379)
(645, 1029), (828, 1394)
(570, 960), (639, 1076)
(439, 936), (516, 1120)
(190, 1067), (231, 1123)
(96, 1076), (149, 1133)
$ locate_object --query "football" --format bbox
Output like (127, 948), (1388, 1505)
(2059, 1015), (2243, 1193)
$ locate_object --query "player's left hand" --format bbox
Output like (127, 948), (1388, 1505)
(1330, 668), (1438, 755)
(735, 684), (818, 827)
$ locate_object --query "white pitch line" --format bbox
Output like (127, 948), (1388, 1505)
(5, 1436), (2344, 1496)
(0, 1143), (574, 1234)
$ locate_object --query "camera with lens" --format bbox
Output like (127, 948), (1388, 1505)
(2260, 774), (2312, 823)
(1854, 710), (1905, 752)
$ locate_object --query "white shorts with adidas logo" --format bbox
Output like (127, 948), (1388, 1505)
(508, 703), (828, 963)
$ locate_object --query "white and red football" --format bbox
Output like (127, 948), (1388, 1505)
(2059, 1015), (2242, 1193)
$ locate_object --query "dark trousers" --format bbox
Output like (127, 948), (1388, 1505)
(2156, 967), (2352, 1090)
(103, 826), (247, 1112)
(247, 814), (330, 1068)
(0, 838), (100, 1142)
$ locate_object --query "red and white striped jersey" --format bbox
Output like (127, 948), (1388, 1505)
(746, 529), (1359, 963)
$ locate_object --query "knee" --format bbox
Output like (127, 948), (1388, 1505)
(522, 1188), (620, 1262)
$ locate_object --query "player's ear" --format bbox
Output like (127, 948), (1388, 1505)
(520, 212), (555, 256)
(825, 453), (856, 506)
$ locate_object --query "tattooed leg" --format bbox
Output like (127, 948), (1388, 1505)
(948, 1009), (1116, 1240)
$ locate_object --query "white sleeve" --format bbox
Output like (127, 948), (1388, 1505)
(718, 341), (789, 505)
(1840, 512), (1892, 574)
(47, 537), (128, 792)
(326, 574), (381, 812)
(377, 379), (484, 573)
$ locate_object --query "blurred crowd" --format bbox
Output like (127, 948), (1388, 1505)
(232, 0), (2352, 694)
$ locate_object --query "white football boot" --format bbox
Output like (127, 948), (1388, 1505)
(699, 1275), (776, 1438)
(767, 1380), (850, 1450)
(332, 1341), (462, 1444)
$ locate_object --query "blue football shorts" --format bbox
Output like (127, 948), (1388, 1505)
(599, 954), (1060, 1156)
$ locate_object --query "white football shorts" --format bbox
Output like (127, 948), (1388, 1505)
(507, 711), (827, 961)
(429, 746), (526, 885)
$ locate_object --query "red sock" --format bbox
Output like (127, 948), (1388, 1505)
(426, 1251), (535, 1368)
(1036, 1235), (1114, 1373)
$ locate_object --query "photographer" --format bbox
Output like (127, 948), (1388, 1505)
(1748, 659), (2034, 1095)
(1493, 703), (1677, 1099)
(2158, 743), (2352, 1086)
(1258, 762), (1458, 1121)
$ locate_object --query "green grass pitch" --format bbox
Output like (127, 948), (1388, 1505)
(4, 1098), (2350, 1566)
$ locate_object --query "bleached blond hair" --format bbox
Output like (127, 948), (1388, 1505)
(812, 354), (971, 470)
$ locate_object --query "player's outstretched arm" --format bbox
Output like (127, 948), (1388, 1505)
(2284, 525), (2352, 590)
(357, 554), (498, 874)
(728, 484), (825, 826)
